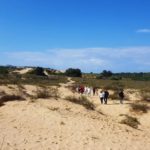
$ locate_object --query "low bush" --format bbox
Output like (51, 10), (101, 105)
(120, 115), (140, 129)
(65, 68), (82, 77)
(36, 87), (59, 99)
(28, 67), (46, 76)
(65, 95), (95, 110)
(130, 103), (149, 113)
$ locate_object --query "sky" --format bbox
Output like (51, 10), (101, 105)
(0, 0), (150, 72)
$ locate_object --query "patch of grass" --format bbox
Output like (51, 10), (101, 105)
(130, 103), (149, 113)
(36, 87), (50, 98)
(104, 82), (124, 91)
(36, 87), (59, 99)
(120, 115), (140, 129)
(0, 73), (68, 86)
(65, 95), (95, 110)
(140, 90), (150, 102)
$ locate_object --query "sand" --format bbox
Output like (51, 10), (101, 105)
(0, 78), (150, 150)
(13, 68), (33, 74)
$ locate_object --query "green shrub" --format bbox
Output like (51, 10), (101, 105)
(65, 68), (82, 77)
(0, 66), (9, 75)
(28, 67), (45, 76)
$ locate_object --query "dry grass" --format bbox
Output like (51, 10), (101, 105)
(140, 90), (150, 102)
(36, 87), (59, 99)
(130, 103), (149, 113)
(65, 95), (95, 110)
(47, 107), (59, 111)
(109, 91), (119, 100)
(72, 77), (150, 89)
(120, 115), (140, 129)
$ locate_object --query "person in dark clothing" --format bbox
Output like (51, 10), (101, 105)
(119, 90), (124, 104)
(104, 90), (109, 104)
(93, 87), (96, 96)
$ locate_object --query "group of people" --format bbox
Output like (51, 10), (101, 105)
(99, 90), (109, 104)
(99, 89), (124, 104)
(75, 85), (125, 104)
(76, 85), (98, 96)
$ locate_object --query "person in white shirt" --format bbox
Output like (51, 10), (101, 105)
(99, 90), (104, 104)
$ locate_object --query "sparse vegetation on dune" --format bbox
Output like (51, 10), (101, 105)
(130, 103), (150, 113)
(0, 73), (68, 86)
(35, 87), (59, 99)
(120, 115), (140, 129)
(65, 95), (95, 110)
(140, 90), (150, 102)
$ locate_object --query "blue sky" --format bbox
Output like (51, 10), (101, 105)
(0, 0), (150, 72)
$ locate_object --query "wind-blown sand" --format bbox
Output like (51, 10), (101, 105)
(0, 79), (150, 150)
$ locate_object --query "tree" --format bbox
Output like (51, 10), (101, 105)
(29, 67), (45, 76)
(0, 66), (9, 75)
(101, 70), (113, 77)
(65, 68), (82, 77)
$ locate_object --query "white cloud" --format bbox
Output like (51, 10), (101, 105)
(136, 29), (150, 33)
(2, 47), (150, 72)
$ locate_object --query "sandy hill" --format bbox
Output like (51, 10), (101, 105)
(13, 68), (33, 74)
(0, 78), (150, 150)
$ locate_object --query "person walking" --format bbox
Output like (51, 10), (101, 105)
(119, 90), (124, 104)
(93, 87), (96, 96)
(104, 90), (109, 104)
(99, 90), (104, 104)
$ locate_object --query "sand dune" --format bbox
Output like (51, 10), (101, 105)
(13, 68), (33, 74)
(0, 79), (150, 150)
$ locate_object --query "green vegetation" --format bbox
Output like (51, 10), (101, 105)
(65, 95), (95, 110)
(65, 68), (82, 77)
(72, 77), (150, 89)
(0, 66), (9, 75)
(0, 66), (150, 89)
(0, 73), (68, 86)
(28, 67), (45, 76)
(97, 70), (150, 81)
